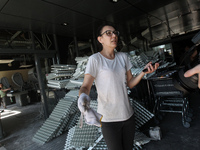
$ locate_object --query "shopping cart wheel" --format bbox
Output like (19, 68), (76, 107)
(183, 122), (190, 128)
(187, 112), (193, 118)
(185, 116), (192, 122)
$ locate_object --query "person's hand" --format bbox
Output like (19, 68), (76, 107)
(143, 62), (159, 74)
(78, 93), (91, 112)
(5, 88), (11, 91)
(184, 64), (200, 88)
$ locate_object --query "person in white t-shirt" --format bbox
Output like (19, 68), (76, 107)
(78, 24), (159, 150)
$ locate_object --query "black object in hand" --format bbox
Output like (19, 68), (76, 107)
(142, 60), (161, 73)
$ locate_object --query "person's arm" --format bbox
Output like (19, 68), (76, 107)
(127, 70), (145, 88)
(127, 62), (159, 89)
(190, 49), (198, 61)
(184, 64), (200, 88)
(1, 87), (11, 92)
(79, 74), (95, 96)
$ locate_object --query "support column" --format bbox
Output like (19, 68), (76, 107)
(53, 34), (60, 64)
(74, 36), (79, 57)
(42, 34), (50, 74)
(31, 31), (49, 119)
(92, 31), (97, 53)
(147, 15), (153, 41)
(164, 8), (171, 38)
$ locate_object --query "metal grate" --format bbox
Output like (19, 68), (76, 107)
(32, 96), (78, 145)
(64, 101), (102, 150)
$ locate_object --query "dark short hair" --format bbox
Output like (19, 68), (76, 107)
(96, 23), (117, 51)
(96, 23), (117, 37)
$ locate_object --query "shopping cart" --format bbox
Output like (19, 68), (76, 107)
(149, 77), (192, 128)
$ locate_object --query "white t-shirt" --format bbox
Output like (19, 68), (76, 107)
(85, 52), (134, 122)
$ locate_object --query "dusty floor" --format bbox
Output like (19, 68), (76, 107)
(143, 91), (200, 150)
(0, 91), (200, 150)
(0, 102), (67, 150)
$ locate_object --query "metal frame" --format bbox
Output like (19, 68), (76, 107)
(149, 77), (191, 128)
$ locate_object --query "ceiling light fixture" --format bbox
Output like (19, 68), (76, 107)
(19, 64), (33, 68)
(62, 22), (68, 26)
(111, 0), (118, 2)
(0, 59), (14, 64)
(113, 0), (118, 2)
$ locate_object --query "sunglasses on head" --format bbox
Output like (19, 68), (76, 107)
(100, 30), (120, 37)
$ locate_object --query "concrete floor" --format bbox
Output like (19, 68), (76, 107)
(0, 91), (200, 150)
(143, 91), (200, 150)
(0, 102), (67, 150)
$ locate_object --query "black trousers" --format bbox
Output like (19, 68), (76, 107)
(101, 114), (135, 150)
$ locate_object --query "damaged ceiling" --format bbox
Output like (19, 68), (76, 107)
(0, 0), (200, 49)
